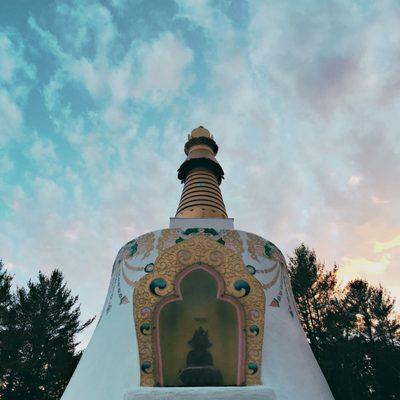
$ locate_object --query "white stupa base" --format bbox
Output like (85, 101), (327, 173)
(124, 386), (276, 400)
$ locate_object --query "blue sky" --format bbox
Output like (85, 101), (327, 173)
(1, 0), (400, 343)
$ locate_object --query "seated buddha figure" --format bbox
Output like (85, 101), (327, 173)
(178, 327), (223, 386)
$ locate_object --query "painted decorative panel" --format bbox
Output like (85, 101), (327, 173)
(133, 235), (266, 387)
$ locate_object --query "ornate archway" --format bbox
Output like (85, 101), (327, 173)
(133, 235), (266, 387)
(156, 265), (244, 386)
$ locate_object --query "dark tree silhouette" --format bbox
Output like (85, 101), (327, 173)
(289, 244), (400, 400)
(0, 259), (13, 379)
(0, 268), (94, 400)
(288, 244), (339, 348)
(0, 260), (13, 328)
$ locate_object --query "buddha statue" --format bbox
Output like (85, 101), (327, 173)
(178, 327), (223, 386)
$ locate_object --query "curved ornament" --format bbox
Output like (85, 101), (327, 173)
(140, 307), (151, 318)
(140, 323), (151, 335)
(248, 362), (258, 375)
(126, 240), (138, 258)
(249, 325), (260, 336)
(264, 243), (273, 257)
(144, 263), (154, 273)
(234, 279), (251, 297)
(246, 265), (256, 275)
(149, 278), (167, 296)
(141, 361), (152, 373)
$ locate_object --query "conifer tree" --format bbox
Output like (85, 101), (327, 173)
(0, 259), (13, 328)
(0, 269), (94, 400)
(288, 244), (339, 348)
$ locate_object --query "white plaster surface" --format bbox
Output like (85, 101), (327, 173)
(262, 308), (334, 400)
(124, 386), (277, 400)
(61, 228), (334, 400)
(169, 217), (234, 230)
(61, 300), (140, 399)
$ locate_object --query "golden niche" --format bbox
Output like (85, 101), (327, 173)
(133, 235), (266, 387)
(159, 267), (240, 386)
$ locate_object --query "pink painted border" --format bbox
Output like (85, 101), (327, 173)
(153, 264), (246, 386)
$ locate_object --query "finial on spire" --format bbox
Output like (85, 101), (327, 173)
(184, 126), (218, 156)
(190, 126), (211, 138)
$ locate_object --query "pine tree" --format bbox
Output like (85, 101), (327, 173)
(288, 244), (339, 348)
(344, 280), (400, 345)
(0, 269), (94, 400)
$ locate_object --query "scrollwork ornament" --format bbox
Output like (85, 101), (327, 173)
(208, 250), (224, 266)
(221, 230), (244, 255)
(176, 249), (193, 265)
(157, 229), (180, 252)
(137, 232), (156, 259)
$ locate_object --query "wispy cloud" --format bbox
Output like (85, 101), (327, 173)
(375, 235), (400, 253)
(341, 254), (391, 280)
(0, 29), (35, 145)
(0, 90), (23, 145)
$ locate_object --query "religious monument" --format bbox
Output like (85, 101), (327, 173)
(61, 127), (334, 399)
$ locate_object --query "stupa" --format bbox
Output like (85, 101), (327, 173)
(61, 127), (334, 400)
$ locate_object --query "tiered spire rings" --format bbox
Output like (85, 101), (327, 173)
(175, 126), (228, 219)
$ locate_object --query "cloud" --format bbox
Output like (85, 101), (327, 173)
(348, 175), (362, 186)
(176, 0), (222, 31)
(28, 16), (68, 61)
(340, 254), (391, 284)
(134, 32), (194, 101)
(0, 30), (35, 84)
(0, 89), (23, 145)
(66, 32), (193, 106)
(29, 7), (194, 144)
(339, 230), (400, 288)
(0, 34), (20, 83)
(28, 134), (58, 167)
(375, 235), (400, 253)
(246, 0), (400, 119)
(0, 152), (14, 174)
(0, 30), (35, 145)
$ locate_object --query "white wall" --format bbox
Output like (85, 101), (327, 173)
(61, 228), (334, 400)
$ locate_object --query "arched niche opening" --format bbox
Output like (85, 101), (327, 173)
(155, 266), (245, 387)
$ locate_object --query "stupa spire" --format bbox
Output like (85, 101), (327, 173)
(175, 126), (228, 219)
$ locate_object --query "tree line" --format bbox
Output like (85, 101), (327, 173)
(289, 244), (400, 399)
(0, 245), (399, 399)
